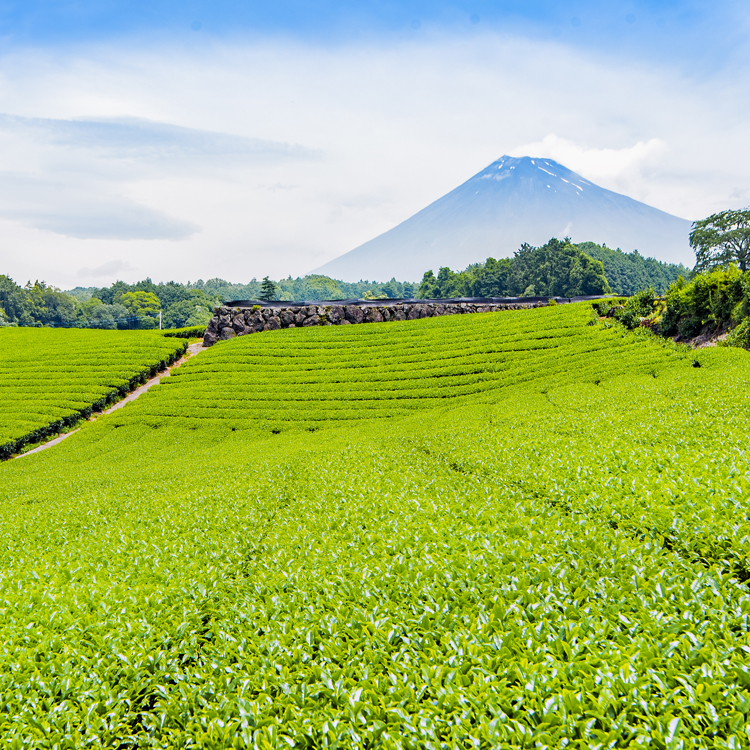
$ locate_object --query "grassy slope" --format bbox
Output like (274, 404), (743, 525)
(0, 328), (186, 456)
(1, 305), (749, 747)
(110, 304), (682, 432)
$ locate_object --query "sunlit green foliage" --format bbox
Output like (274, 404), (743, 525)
(1, 306), (749, 747)
(661, 268), (750, 340)
(417, 239), (611, 299)
(690, 208), (750, 273)
(0, 329), (186, 457)
(114, 304), (681, 434)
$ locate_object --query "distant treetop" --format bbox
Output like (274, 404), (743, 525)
(690, 208), (750, 274)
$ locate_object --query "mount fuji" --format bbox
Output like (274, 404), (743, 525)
(312, 156), (693, 282)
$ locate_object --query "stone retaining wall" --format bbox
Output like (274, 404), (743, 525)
(203, 300), (546, 346)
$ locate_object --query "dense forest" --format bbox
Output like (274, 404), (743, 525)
(0, 276), (223, 330)
(0, 239), (692, 328)
(418, 239), (610, 298)
(578, 242), (690, 295)
(417, 240), (688, 299)
(182, 275), (417, 304)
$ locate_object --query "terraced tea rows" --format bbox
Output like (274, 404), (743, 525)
(1, 304), (749, 747)
(0, 328), (186, 457)
(114, 304), (686, 432)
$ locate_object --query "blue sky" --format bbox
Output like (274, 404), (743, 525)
(0, 0), (748, 285)
(2, 0), (743, 68)
(0, 1), (735, 53)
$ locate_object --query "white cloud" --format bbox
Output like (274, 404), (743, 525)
(0, 31), (747, 285)
(0, 171), (201, 240)
(509, 134), (668, 195)
(0, 113), (316, 160)
(0, 113), (315, 242)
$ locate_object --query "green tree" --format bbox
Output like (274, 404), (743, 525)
(469, 257), (512, 296)
(0, 276), (33, 325)
(300, 275), (342, 300)
(88, 304), (117, 330)
(569, 253), (611, 296)
(259, 276), (278, 301)
(690, 208), (750, 273)
(417, 270), (439, 298)
(118, 291), (161, 328)
(109, 303), (130, 329)
(164, 299), (212, 328)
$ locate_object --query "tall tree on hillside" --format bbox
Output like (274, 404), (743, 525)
(690, 208), (750, 273)
(259, 276), (278, 301)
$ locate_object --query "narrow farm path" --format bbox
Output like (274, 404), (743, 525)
(17, 341), (205, 459)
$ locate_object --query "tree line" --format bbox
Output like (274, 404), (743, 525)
(416, 239), (688, 299)
(0, 275), (418, 328)
(0, 277), (224, 330)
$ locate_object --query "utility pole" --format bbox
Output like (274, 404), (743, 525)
(159, 311), (162, 330)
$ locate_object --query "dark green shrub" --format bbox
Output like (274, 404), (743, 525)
(626, 287), (656, 318)
(162, 326), (206, 339)
(677, 316), (702, 339)
(606, 288), (657, 330)
(724, 319), (750, 350)
(591, 297), (626, 316)
(663, 268), (746, 336)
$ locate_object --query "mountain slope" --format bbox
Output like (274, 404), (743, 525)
(313, 156), (693, 282)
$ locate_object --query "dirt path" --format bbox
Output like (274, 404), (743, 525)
(16, 341), (205, 459)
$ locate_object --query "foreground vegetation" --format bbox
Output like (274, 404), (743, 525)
(0, 329), (186, 458)
(2, 304), (749, 747)
(598, 266), (750, 350)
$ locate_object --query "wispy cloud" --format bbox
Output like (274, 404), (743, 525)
(0, 171), (200, 240)
(0, 113), (317, 161)
(0, 112), (316, 242)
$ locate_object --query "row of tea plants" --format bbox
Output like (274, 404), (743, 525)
(0, 328), (186, 458)
(0, 304), (748, 747)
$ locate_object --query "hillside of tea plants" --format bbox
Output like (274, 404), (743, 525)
(0, 329), (186, 458)
(1, 303), (750, 748)
(110, 303), (682, 433)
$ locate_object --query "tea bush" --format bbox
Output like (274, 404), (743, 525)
(1, 304), (749, 747)
(0, 329), (186, 457)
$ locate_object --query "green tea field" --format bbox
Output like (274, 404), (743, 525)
(0, 329), (187, 458)
(1, 304), (749, 748)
